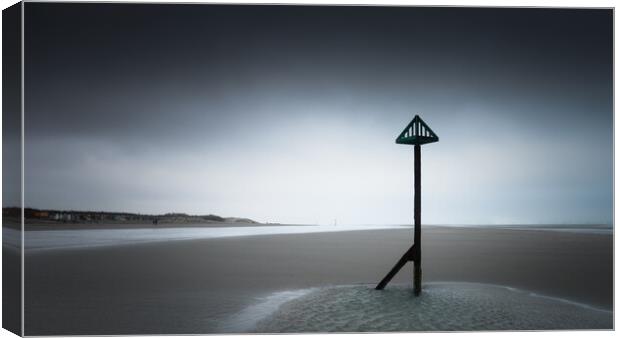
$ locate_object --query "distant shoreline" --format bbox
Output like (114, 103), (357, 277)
(22, 221), (311, 231)
(14, 224), (612, 238)
(3, 207), (262, 229)
(5, 216), (612, 234)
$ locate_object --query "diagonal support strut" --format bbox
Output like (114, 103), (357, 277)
(375, 244), (416, 290)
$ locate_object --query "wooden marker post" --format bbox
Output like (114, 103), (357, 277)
(413, 144), (421, 295)
(376, 115), (438, 296)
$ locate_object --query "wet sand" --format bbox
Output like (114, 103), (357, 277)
(24, 226), (613, 335)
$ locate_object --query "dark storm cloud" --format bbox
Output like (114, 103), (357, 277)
(23, 4), (612, 224)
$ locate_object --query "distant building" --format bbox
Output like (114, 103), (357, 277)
(32, 211), (49, 218)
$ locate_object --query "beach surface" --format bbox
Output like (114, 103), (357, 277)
(23, 225), (613, 335)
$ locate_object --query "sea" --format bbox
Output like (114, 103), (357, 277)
(3, 223), (612, 253)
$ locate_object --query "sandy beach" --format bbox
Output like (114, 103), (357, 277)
(23, 225), (613, 335)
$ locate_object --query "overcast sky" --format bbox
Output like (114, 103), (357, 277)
(20, 4), (612, 225)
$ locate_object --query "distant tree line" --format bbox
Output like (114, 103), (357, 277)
(3, 207), (256, 224)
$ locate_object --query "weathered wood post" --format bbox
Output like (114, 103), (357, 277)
(376, 115), (438, 296)
(414, 143), (421, 296)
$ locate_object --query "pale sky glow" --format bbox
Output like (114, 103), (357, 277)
(18, 5), (612, 225)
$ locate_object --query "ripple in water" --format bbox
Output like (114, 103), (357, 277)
(250, 283), (612, 332)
